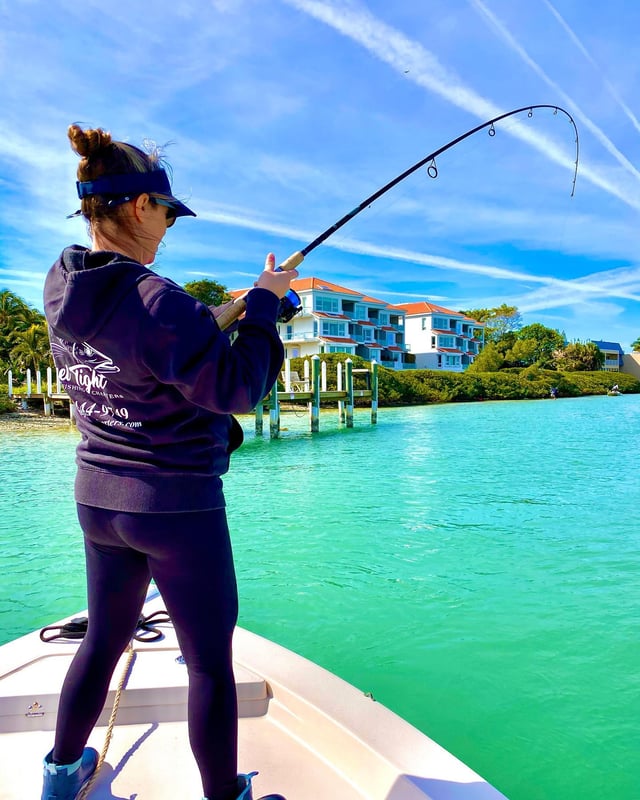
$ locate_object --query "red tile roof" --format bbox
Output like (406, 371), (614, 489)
(396, 301), (483, 325)
(395, 300), (464, 316)
(292, 277), (363, 296)
(320, 336), (358, 344)
(291, 278), (403, 312)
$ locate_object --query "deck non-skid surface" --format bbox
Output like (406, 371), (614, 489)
(1, 715), (366, 800)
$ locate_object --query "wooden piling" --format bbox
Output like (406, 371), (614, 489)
(371, 360), (378, 424)
(270, 381), (280, 439)
(310, 355), (320, 432)
(345, 358), (354, 428)
(43, 368), (52, 416)
(255, 400), (264, 435)
(337, 362), (345, 424)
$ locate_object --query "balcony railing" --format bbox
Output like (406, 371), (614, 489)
(281, 331), (319, 342)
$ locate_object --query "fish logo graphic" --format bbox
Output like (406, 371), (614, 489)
(52, 341), (120, 374)
(52, 339), (121, 393)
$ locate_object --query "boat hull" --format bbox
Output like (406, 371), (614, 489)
(0, 590), (508, 799)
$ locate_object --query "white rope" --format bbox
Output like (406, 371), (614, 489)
(77, 642), (136, 800)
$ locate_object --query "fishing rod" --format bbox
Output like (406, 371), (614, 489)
(216, 104), (579, 330)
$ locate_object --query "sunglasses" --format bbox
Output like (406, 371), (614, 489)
(150, 196), (177, 227)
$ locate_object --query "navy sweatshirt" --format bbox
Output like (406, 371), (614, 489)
(44, 245), (284, 512)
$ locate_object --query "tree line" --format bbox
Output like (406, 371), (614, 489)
(458, 303), (637, 372)
(1, 285), (639, 381)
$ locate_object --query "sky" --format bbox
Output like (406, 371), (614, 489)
(1, 0), (640, 348)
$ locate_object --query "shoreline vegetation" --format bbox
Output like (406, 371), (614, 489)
(2, 355), (639, 428)
(3, 286), (639, 429)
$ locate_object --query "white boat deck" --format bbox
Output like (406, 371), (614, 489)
(0, 593), (508, 800)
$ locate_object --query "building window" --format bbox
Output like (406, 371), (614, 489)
(316, 296), (339, 313)
(439, 336), (455, 348)
(321, 321), (346, 337)
(421, 317), (428, 330)
(432, 316), (449, 329)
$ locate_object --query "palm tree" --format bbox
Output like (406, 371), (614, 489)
(0, 290), (34, 331)
(9, 323), (53, 376)
(632, 337), (640, 353)
(0, 290), (45, 369)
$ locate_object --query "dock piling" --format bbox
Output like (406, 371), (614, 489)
(371, 360), (378, 424)
(270, 381), (280, 439)
(345, 358), (354, 428)
(310, 355), (320, 432)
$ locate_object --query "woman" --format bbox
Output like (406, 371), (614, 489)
(41, 124), (295, 800)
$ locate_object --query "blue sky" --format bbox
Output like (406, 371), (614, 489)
(2, 0), (639, 348)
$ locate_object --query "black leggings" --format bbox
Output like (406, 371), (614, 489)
(53, 504), (239, 800)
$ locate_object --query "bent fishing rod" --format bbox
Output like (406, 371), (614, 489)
(216, 104), (579, 330)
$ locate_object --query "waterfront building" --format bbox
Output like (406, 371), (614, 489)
(394, 301), (485, 371)
(232, 277), (413, 369)
(591, 340), (624, 372)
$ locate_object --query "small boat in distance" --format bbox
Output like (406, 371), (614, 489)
(0, 588), (509, 799)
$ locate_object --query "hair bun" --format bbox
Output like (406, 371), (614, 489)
(67, 124), (113, 158)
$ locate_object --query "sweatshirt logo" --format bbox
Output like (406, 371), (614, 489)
(52, 340), (120, 392)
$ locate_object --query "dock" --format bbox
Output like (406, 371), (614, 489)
(6, 357), (379, 437)
(259, 356), (378, 438)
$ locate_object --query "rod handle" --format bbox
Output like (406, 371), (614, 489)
(215, 251), (305, 331)
(278, 250), (305, 271)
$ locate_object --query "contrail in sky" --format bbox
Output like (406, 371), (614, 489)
(469, 0), (640, 182)
(199, 204), (640, 303)
(284, 0), (640, 210)
(540, 0), (640, 134)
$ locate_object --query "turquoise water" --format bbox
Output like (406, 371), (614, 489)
(1, 396), (639, 800)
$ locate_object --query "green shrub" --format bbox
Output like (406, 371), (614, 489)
(277, 357), (640, 406)
(0, 396), (17, 414)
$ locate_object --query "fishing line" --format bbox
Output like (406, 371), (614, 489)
(216, 104), (579, 330)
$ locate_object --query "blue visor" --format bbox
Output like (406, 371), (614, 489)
(72, 169), (196, 218)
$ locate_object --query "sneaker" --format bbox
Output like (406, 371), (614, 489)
(41, 747), (99, 800)
(236, 771), (287, 800)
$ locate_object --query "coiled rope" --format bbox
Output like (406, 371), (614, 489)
(39, 609), (171, 643)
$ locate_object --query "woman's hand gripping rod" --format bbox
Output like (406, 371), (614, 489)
(214, 251), (304, 330)
(214, 104), (578, 332)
